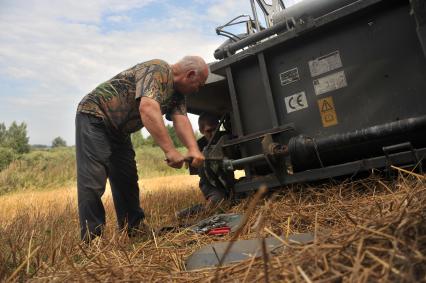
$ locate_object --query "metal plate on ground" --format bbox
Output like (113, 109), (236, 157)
(185, 233), (314, 270)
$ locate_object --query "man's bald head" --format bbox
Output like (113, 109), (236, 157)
(177, 56), (208, 77)
(172, 56), (209, 95)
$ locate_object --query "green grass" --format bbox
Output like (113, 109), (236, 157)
(0, 148), (76, 195)
(135, 146), (187, 178)
(0, 146), (188, 195)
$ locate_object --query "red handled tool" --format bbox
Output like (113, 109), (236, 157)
(207, 226), (231, 235)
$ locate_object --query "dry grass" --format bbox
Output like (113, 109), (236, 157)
(0, 170), (425, 282)
(0, 175), (200, 226)
(0, 146), (189, 196)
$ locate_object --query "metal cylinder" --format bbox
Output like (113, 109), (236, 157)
(214, 19), (292, 60)
(214, 0), (360, 60)
(223, 154), (265, 171)
(288, 116), (426, 172)
(272, 0), (358, 25)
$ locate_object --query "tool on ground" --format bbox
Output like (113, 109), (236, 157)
(207, 226), (231, 235)
(190, 213), (242, 234)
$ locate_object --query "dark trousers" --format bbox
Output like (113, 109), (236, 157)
(199, 178), (226, 204)
(75, 113), (145, 240)
(198, 163), (227, 205)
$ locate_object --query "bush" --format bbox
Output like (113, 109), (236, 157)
(131, 131), (145, 148)
(52, 137), (67, 148)
(135, 146), (187, 178)
(0, 146), (189, 195)
(0, 147), (16, 171)
(166, 125), (183, 148)
(0, 148), (76, 195)
(1, 122), (30, 154)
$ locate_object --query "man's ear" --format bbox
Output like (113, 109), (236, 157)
(186, 70), (197, 80)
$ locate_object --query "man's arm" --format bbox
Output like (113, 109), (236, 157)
(139, 97), (184, 168)
(172, 114), (205, 168)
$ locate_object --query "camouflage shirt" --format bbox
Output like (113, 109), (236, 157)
(77, 59), (186, 136)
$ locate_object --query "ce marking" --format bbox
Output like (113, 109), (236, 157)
(284, 91), (308, 114)
(288, 94), (305, 110)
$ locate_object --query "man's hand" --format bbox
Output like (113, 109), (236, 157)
(186, 148), (205, 168)
(172, 114), (205, 168)
(165, 149), (185, 169)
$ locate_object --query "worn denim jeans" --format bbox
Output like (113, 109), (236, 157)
(75, 112), (144, 241)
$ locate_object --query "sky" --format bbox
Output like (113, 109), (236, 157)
(0, 0), (302, 145)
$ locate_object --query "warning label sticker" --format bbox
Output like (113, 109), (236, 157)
(309, 51), (343, 77)
(313, 70), (347, 96)
(284, 91), (308, 113)
(280, 67), (300, 86)
(317, 96), (338, 127)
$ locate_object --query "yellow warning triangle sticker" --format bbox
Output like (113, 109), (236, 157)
(321, 100), (333, 112)
(317, 96), (338, 127)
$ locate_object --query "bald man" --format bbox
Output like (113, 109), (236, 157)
(76, 56), (208, 241)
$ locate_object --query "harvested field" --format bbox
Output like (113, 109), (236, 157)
(0, 169), (425, 282)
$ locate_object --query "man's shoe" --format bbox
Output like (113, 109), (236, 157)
(128, 222), (152, 240)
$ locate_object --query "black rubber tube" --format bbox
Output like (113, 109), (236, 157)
(214, 19), (293, 60)
(289, 116), (426, 172)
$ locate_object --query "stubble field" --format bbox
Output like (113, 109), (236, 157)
(1, 166), (425, 282)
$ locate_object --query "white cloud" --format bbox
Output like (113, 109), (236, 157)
(207, 0), (251, 24)
(0, 0), (305, 145)
(107, 15), (131, 23)
(0, 0), (235, 144)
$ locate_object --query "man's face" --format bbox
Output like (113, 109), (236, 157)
(201, 123), (218, 142)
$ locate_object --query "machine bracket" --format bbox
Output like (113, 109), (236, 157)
(383, 142), (423, 174)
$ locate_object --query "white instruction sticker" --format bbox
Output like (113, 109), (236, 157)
(313, 71), (347, 96)
(309, 51), (343, 77)
(280, 67), (300, 86)
(284, 91), (308, 113)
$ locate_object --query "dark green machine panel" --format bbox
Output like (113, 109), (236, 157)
(266, 3), (426, 138)
(211, 0), (426, 151)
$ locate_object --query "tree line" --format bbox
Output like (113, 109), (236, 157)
(0, 122), (30, 170)
(131, 125), (184, 148)
(131, 125), (202, 148)
(0, 122), (69, 171)
(0, 121), (199, 171)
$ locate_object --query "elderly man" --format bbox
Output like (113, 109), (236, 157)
(76, 56), (208, 241)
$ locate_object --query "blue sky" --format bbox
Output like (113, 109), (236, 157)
(0, 0), (302, 145)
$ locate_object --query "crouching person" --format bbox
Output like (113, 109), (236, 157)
(176, 113), (229, 219)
